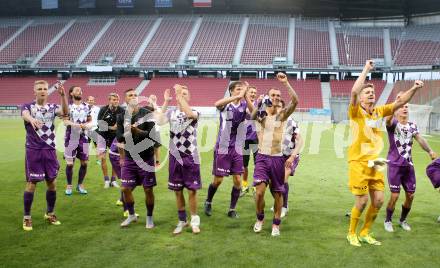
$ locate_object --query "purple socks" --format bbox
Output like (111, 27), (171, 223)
(46, 190), (56, 213)
(206, 183), (218, 203)
(24, 191), (34, 216)
(283, 183), (289, 208)
(66, 165), (73, 185)
(229, 186), (240, 210)
(78, 164), (87, 185)
(400, 205), (411, 222)
(178, 210), (187, 222)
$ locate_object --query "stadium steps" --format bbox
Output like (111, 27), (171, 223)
(178, 16), (203, 65)
(131, 18), (163, 66)
(320, 82), (331, 109)
(383, 28), (392, 66)
(0, 20), (33, 53)
(328, 20), (339, 66)
(31, 19), (76, 67)
(287, 17), (295, 65)
(75, 18), (114, 66)
(377, 83), (394, 105)
(233, 16), (249, 65)
(135, 80), (150, 95)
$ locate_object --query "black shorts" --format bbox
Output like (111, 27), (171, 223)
(243, 139), (258, 168)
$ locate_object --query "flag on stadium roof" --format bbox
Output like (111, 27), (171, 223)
(193, 0), (212, 8)
(79, 0), (95, 9)
(41, 0), (58, 9)
(116, 0), (134, 8)
(155, 0), (173, 8)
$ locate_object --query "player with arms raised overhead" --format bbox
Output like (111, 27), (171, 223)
(346, 60), (425, 247)
(383, 93), (437, 232)
(21, 80), (68, 231)
(251, 73), (298, 236)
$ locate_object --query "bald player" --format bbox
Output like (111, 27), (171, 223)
(251, 72), (299, 237)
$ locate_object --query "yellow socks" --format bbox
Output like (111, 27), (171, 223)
(348, 206), (362, 235)
(360, 205), (379, 237)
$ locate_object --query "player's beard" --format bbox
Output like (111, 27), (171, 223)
(73, 95), (82, 101)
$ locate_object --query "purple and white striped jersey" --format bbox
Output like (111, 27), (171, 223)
(216, 100), (247, 150)
(282, 117), (300, 156)
(167, 107), (200, 156)
(387, 119), (419, 166)
(22, 102), (59, 150)
(245, 100), (258, 141)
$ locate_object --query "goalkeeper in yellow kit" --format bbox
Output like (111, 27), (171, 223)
(346, 60), (424, 247)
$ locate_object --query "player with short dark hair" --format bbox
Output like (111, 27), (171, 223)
(64, 86), (92, 195)
(204, 81), (254, 218)
(117, 89), (159, 228)
(97, 93), (124, 188)
(21, 80), (68, 231)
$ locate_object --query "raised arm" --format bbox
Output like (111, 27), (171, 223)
(351, 60), (374, 106)
(215, 87), (246, 110)
(155, 88), (172, 126)
(159, 89), (172, 114)
(277, 73), (298, 104)
(414, 133), (438, 160)
(393, 80), (424, 112)
(277, 73), (299, 121)
(385, 115), (394, 127)
(56, 83), (68, 117)
(250, 95), (264, 121)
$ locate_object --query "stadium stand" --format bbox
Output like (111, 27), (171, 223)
(0, 76), (58, 105)
(295, 18), (331, 68)
(336, 26), (384, 66)
(138, 16), (194, 67)
(82, 17), (155, 65)
(330, 79), (386, 98)
(0, 19), (24, 47)
(188, 15), (242, 65)
(38, 18), (107, 67)
(388, 80), (440, 104)
(46, 76), (143, 105)
(393, 24), (440, 66)
(0, 19), (68, 65)
(240, 15), (289, 65)
(245, 78), (323, 109)
(142, 77), (230, 106)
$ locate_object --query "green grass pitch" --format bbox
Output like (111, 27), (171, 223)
(0, 118), (439, 267)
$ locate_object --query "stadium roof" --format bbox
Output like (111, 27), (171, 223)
(1, 0), (440, 19)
